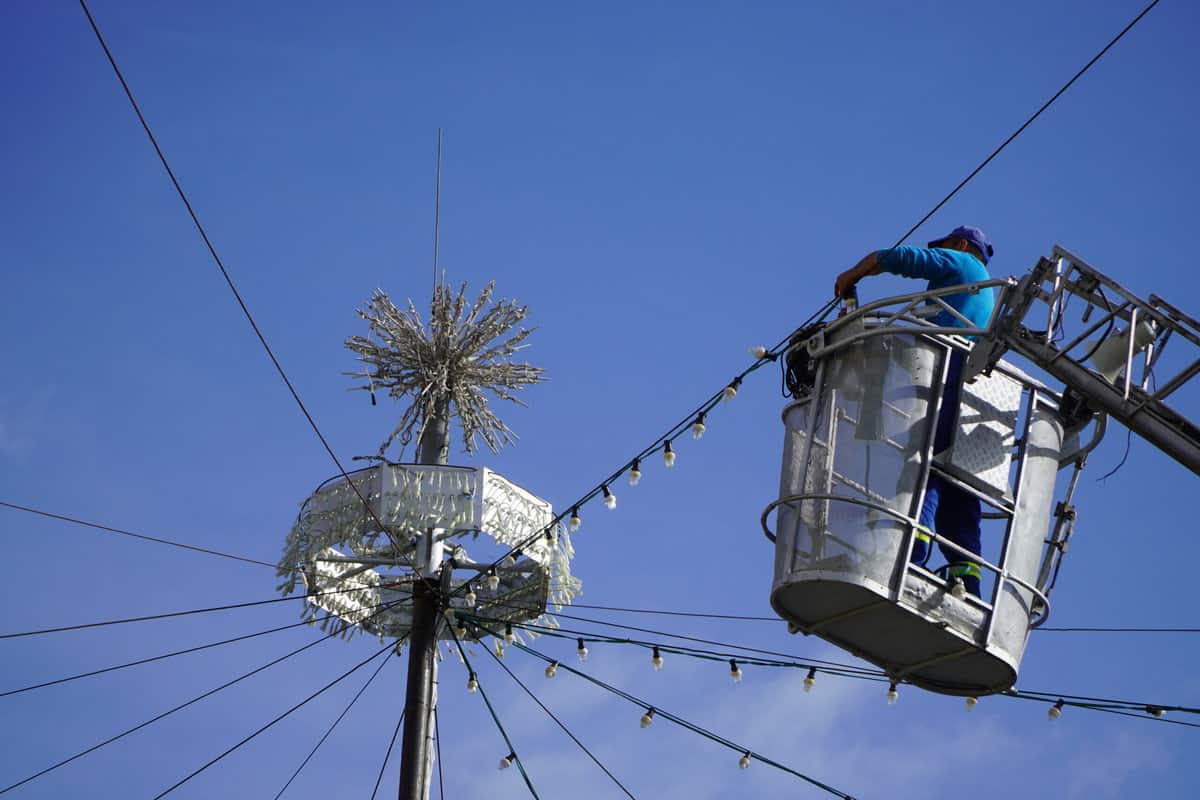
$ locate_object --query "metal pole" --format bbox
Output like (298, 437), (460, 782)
(398, 400), (450, 800)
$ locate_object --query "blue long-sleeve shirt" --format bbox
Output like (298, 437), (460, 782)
(876, 246), (995, 329)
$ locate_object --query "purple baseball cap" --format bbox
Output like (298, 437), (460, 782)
(929, 225), (994, 264)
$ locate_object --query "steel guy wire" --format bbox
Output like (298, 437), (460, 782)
(0, 580), (413, 640)
(76, 0), (423, 580)
(273, 648), (397, 799)
(0, 499), (282, 571)
(0, 604), (395, 699)
(435, 705), (447, 800)
(448, 624), (542, 799)
(370, 709), (407, 800)
(150, 638), (397, 799)
(480, 631), (639, 800)
(0, 598), (406, 795)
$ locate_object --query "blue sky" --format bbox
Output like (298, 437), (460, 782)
(2, 1), (1199, 797)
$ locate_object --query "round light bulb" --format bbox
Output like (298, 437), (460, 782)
(663, 442), (676, 468)
(739, 752), (752, 770)
(577, 638), (589, 662)
(454, 623), (467, 639)
(749, 346), (767, 359)
(486, 572), (500, 591)
(467, 673), (478, 693)
(499, 754), (514, 770)
(691, 414), (706, 440)
(803, 668), (816, 693)
(722, 381), (739, 402)
(1148, 706), (1166, 718)
(1048, 700), (1064, 721)
(887, 683), (899, 705)
(965, 696), (979, 712)
(629, 462), (642, 487)
(502, 553), (516, 567)
(545, 661), (559, 679)
(504, 623), (515, 643)
(729, 659), (742, 683)
(603, 485), (616, 510)
(465, 585), (477, 607)
(651, 646), (664, 671)
(569, 508), (581, 531)
(640, 708), (655, 728)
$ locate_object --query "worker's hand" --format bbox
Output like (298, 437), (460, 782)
(834, 269), (858, 299)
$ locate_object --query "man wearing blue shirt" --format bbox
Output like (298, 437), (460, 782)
(834, 226), (996, 597)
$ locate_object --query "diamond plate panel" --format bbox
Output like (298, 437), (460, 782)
(946, 369), (1022, 497)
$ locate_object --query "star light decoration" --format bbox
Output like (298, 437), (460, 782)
(345, 280), (544, 460)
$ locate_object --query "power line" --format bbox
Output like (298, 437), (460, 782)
(888, 0), (1162, 249)
(150, 639), (395, 799)
(273, 649), (396, 798)
(1037, 626), (1200, 634)
(0, 500), (282, 570)
(480, 635), (638, 800)
(434, 706), (446, 800)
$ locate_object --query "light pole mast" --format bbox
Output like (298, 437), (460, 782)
(397, 398), (449, 800)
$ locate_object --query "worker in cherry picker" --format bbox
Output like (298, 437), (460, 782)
(833, 226), (996, 597)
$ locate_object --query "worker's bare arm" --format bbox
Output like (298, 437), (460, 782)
(834, 251), (881, 298)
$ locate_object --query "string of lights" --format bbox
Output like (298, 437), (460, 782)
(463, 619), (857, 799)
(479, 634), (639, 800)
(448, 625), (541, 798)
(272, 649), (397, 799)
(149, 639), (397, 799)
(0, 599), (407, 795)
(482, 615), (1199, 727)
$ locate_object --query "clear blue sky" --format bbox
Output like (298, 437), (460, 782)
(3, 1), (1198, 797)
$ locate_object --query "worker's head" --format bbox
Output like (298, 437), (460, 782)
(929, 225), (994, 265)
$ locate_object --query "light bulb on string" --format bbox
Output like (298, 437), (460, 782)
(467, 672), (478, 693)
(504, 623), (515, 643)
(569, 507), (581, 532)
(486, 569), (500, 591)
(651, 646), (664, 671)
(738, 752), (752, 770)
(465, 584), (477, 607)
(1048, 699), (1065, 721)
(577, 637), (589, 662)
(602, 484), (616, 510)
(454, 622), (467, 640)
(640, 707), (655, 728)
(494, 640), (505, 658)
(723, 377), (741, 402)
(544, 661), (559, 679)
(499, 752), (515, 770)
(887, 682), (899, 705)
(729, 659), (743, 683)
(1147, 706), (1166, 718)
(803, 668), (817, 693)
(692, 413), (707, 440)
(502, 552), (516, 567)
(663, 441), (676, 468)
(629, 460), (642, 488)
(965, 696), (979, 712)
(749, 345), (768, 359)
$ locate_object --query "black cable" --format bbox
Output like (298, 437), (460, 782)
(0, 500), (282, 570)
(888, 0), (1162, 250)
(272, 647), (398, 799)
(150, 640), (395, 799)
(558, 602), (778, 622)
(0, 600), (404, 795)
(0, 605), (390, 699)
(481, 635), (638, 799)
(1038, 626), (1200, 633)
(0, 581), (408, 640)
(76, 0), (421, 579)
(370, 709), (406, 800)
(434, 705), (446, 800)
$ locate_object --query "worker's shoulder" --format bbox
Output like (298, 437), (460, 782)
(930, 248), (991, 281)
